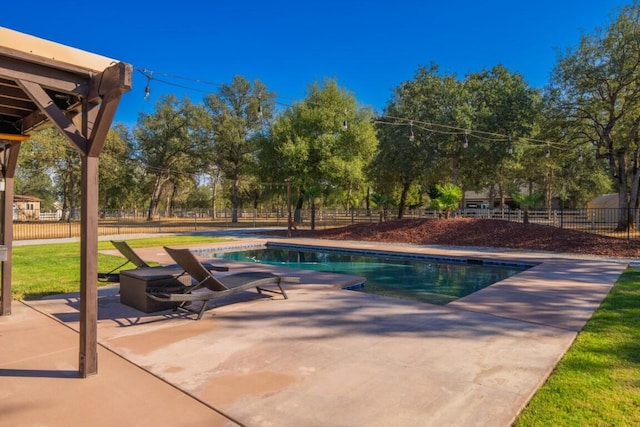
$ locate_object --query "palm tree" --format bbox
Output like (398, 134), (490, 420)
(512, 192), (541, 224)
(371, 193), (396, 222)
(430, 183), (463, 219)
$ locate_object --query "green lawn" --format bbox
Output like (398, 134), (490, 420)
(8, 238), (640, 424)
(514, 268), (640, 426)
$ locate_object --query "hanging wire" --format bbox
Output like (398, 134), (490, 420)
(130, 65), (570, 151)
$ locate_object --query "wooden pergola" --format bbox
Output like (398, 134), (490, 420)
(0, 27), (131, 377)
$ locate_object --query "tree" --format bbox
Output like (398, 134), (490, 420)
(373, 64), (463, 219)
(430, 183), (463, 218)
(550, 2), (640, 229)
(370, 193), (396, 221)
(100, 125), (143, 210)
(259, 79), (378, 229)
(203, 75), (275, 223)
(512, 191), (541, 224)
(15, 130), (57, 210)
(529, 90), (613, 211)
(17, 127), (81, 218)
(463, 65), (540, 207)
(133, 95), (200, 220)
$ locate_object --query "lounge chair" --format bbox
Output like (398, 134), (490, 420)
(146, 246), (298, 320)
(98, 240), (147, 282)
(99, 240), (227, 282)
(110, 240), (154, 269)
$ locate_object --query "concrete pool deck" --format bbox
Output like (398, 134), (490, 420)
(0, 236), (629, 426)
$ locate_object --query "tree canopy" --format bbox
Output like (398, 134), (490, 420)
(549, 1), (640, 229)
(14, 3), (638, 226)
(258, 79), (378, 228)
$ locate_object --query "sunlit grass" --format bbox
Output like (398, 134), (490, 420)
(514, 268), (640, 426)
(12, 235), (232, 299)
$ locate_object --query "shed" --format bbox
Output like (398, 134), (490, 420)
(587, 193), (618, 209)
(586, 193), (618, 222)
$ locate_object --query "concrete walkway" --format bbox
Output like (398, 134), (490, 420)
(0, 237), (629, 426)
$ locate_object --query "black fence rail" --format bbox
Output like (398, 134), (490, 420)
(12, 207), (640, 241)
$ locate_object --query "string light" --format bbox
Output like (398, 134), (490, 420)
(130, 65), (570, 151)
(463, 131), (469, 149)
(137, 69), (153, 100)
(408, 121), (415, 142)
(144, 78), (151, 100)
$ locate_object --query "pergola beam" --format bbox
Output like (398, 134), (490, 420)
(0, 55), (89, 95)
(17, 79), (87, 152)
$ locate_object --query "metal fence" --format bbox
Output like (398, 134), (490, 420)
(11, 207), (640, 241)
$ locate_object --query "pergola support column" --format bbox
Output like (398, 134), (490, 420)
(79, 155), (99, 376)
(0, 143), (21, 316)
(15, 62), (131, 377)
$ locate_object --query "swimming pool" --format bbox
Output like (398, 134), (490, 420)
(198, 244), (531, 305)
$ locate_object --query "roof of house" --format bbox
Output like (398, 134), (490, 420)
(14, 195), (41, 202)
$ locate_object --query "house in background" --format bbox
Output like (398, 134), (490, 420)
(13, 195), (41, 221)
(586, 193), (618, 223)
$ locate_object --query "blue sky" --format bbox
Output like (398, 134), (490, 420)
(1, 1), (631, 126)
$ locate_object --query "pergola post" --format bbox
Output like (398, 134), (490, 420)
(13, 63), (130, 377)
(0, 28), (131, 377)
(79, 155), (99, 376)
(0, 143), (20, 315)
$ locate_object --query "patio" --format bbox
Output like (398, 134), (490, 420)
(0, 238), (627, 426)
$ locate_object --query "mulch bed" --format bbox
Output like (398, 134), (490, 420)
(266, 218), (640, 258)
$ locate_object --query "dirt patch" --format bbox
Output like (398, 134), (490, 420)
(267, 218), (640, 259)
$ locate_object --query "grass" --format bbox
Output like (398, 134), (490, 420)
(8, 237), (640, 424)
(11, 236), (232, 300)
(514, 268), (640, 426)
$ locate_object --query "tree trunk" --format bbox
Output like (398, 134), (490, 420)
(397, 182), (410, 219)
(147, 173), (168, 221)
(614, 149), (640, 231)
(168, 182), (177, 217)
(545, 169), (553, 218)
(488, 185), (496, 209)
(452, 153), (460, 185)
(210, 168), (221, 219)
(310, 200), (316, 231)
(231, 178), (239, 223)
(294, 189), (304, 225)
(366, 187), (371, 216)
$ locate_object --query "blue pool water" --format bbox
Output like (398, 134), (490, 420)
(198, 245), (530, 305)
